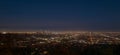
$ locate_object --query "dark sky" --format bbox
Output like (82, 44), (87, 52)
(0, 0), (120, 31)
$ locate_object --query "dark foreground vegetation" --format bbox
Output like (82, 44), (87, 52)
(0, 44), (120, 55)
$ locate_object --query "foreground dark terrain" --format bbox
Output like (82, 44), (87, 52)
(0, 32), (120, 55)
(0, 44), (120, 55)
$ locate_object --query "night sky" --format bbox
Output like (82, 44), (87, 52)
(0, 0), (120, 31)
